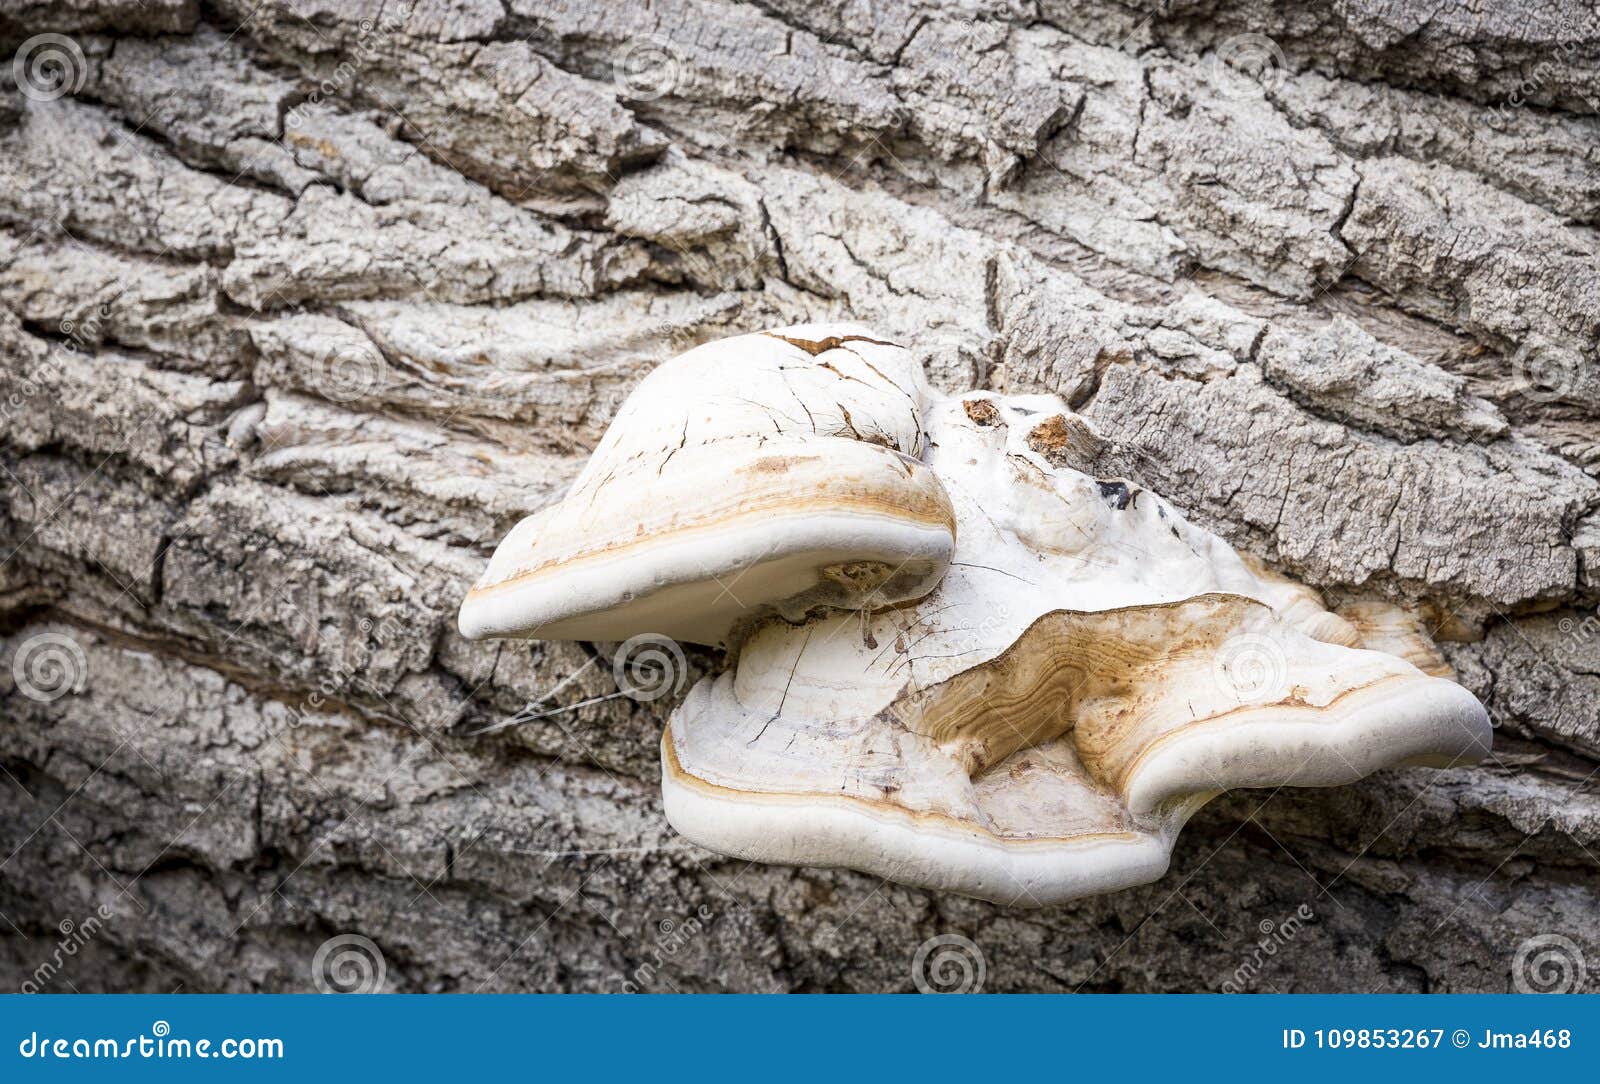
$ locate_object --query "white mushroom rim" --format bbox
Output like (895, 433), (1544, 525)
(461, 325), (1493, 907)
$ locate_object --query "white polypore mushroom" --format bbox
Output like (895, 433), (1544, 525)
(461, 328), (1492, 907)
(659, 392), (1491, 905)
(459, 325), (956, 647)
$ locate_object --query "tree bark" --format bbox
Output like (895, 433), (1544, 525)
(1, 0), (1597, 993)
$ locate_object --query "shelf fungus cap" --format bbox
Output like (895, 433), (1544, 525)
(459, 325), (957, 647)
(661, 393), (1493, 906)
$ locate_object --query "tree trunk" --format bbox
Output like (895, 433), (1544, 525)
(1, 0), (1597, 993)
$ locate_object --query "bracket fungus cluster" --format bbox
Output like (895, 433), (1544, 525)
(461, 325), (1492, 906)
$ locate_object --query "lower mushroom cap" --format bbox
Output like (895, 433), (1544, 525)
(459, 434), (956, 645)
(659, 393), (1493, 905)
(662, 617), (1484, 914)
(661, 724), (1180, 905)
(663, 670), (1485, 906)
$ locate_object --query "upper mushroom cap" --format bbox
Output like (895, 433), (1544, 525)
(458, 325), (957, 647)
(661, 393), (1492, 905)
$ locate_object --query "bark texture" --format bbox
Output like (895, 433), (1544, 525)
(1, 0), (1599, 993)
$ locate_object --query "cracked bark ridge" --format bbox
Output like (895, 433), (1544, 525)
(1, 0), (1598, 993)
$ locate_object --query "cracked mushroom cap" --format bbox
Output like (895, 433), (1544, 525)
(661, 393), (1492, 905)
(459, 325), (957, 647)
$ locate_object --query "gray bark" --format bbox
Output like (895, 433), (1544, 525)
(1, 0), (1598, 993)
